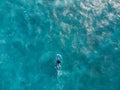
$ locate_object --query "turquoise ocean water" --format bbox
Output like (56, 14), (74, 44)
(0, 0), (120, 90)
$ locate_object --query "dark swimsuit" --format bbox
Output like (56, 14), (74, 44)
(57, 60), (61, 64)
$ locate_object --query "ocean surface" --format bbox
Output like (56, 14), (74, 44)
(0, 0), (120, 90)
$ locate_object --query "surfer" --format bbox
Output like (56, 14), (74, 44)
(56, 54), (62, 70)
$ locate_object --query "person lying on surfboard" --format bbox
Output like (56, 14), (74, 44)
(56, 54), (62, 70)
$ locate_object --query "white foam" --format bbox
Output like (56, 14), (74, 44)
(57, 70), (62, 76)
(80, 2), (91, 11)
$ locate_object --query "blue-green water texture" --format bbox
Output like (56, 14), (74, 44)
(0, 0), (120, 90)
